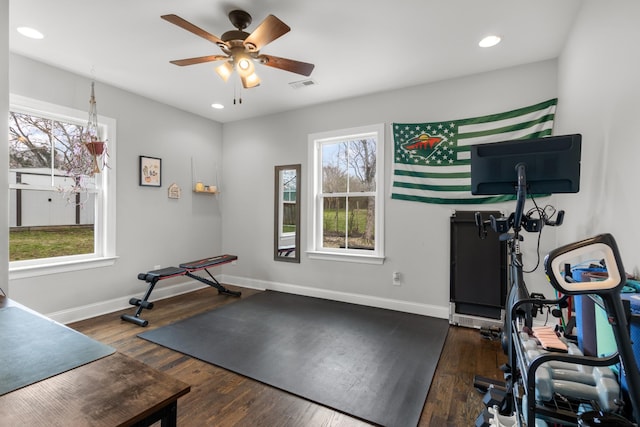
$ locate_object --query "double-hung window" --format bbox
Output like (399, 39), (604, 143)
(307, 123), (385, 264)
(8, 95), (117, 278)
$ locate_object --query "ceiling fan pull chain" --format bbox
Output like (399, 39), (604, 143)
(233, 80), (237, 104)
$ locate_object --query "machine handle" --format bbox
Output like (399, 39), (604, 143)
(544, 233), (626, 294)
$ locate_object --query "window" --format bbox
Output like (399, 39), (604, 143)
(307, 123), (385, 263)
(8, 94), (117, 278)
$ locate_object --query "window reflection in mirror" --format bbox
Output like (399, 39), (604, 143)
(274, 164), (301, 262)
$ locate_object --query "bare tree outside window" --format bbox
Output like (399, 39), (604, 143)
(321, 137), (376, 250)
(10, 112), (81, 168)
(9, 111), (95, 261)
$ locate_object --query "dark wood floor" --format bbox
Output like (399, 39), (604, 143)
(70, 286), (507, 426)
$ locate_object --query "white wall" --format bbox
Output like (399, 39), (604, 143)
(8, 54), (224, 318)
(1, 0), (8, 296)
(221, 60), (560, 318)
(10, 2), (637, 321)
(555, 0), (640, 275)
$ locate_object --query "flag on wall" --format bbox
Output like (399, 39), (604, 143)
(391, 98), (557, 204)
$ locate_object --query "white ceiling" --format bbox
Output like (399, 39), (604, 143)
(9, 0), (583, 123)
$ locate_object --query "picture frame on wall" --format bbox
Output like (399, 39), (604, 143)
(139, 156), (161, 187)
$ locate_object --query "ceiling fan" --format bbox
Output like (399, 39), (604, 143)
(161, 10), (315, 89)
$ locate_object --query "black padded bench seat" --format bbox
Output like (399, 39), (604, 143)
(179, 254), (237, 270)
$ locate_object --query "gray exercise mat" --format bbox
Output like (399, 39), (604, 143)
(0, 306), (115, 396)
(139, 291), (449, 427)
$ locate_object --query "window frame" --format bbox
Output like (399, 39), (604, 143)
(8, 94), (117, 279)
(307, 123), (385, 264)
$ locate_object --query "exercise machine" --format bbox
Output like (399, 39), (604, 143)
(121, 254), (240, 327)
(472, 134), (581, 416)
(471, 135), (638, 425)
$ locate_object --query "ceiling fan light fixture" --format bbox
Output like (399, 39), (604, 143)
(235, 55), (255, 77)
(238, 58), (251, 71)
(241, 72), (261, 88)
(215, 61), (234, 82)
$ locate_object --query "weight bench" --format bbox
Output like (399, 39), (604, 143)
(121, 254), (240, 327)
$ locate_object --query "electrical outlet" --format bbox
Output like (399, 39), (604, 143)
(392, 271), (401, 286)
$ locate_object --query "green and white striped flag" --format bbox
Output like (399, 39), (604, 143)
(392, 98), (557, 204)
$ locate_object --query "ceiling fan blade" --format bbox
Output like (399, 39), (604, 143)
(161, 14), (227, 47)
(244, 15), (290, 51)
(169, 55), (228, 66)
(258, 54), (315, 76)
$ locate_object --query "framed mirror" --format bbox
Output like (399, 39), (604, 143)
(274, 164), (301, 263)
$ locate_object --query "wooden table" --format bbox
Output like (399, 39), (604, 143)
(0, 297), (190, 426)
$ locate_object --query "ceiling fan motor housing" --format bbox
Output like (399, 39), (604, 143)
(219, 30), (253, 53)
(220, 30), (250, 42)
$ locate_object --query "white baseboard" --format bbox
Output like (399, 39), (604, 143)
(47, 280), (207, 324)
(48, 274), (450, 324)
(222, 274), (450, 319)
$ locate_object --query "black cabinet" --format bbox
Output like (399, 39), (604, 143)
(450, 210), (507, 326)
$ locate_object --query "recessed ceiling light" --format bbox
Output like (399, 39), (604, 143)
(17, 26), (44, 40)
(479, 35), (501, 48)
(211, 103), (224, 109)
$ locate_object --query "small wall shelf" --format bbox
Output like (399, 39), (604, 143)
(191, 157), (219, 195)
(193, 186), (218, 195)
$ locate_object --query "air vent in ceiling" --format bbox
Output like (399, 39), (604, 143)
(289, 79), (317, 89)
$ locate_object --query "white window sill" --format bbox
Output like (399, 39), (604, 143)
(306, 250), (385, 265)
(9, 256), (119, 280)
